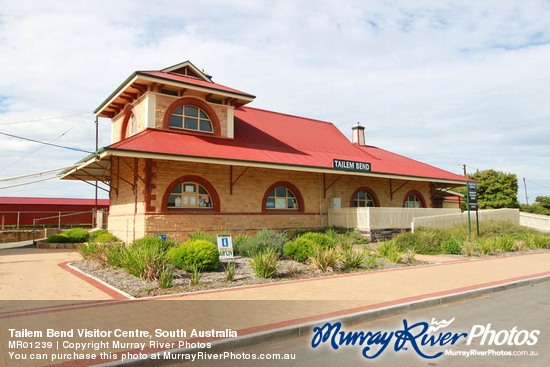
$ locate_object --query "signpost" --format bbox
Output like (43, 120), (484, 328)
(217, 236), (234, 260)
(466, 181), (480, 236)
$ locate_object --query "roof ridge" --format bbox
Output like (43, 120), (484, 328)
(238, 106), (335, 126)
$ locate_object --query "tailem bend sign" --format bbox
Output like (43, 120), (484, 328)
(333, 159), (371, 172)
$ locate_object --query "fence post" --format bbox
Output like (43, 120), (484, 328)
(32, 218), (36, 245)
(17, 212), (20, 230)
(1, 215), (4, 231)
(58, 212), (61, 230)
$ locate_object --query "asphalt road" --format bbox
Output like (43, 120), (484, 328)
(180, 281), (550, 367)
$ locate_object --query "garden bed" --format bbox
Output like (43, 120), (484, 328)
(71, 254), (413, 298)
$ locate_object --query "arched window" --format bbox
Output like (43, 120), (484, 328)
(163, 97), (220, 136)
(350, 187), (379, 207)
(162, 175), (220, 212)
(169, 106), (213, 133)
(403, 191), (426, 208)
(121, 111), (137, 140)
(262, 182), (304, 213)
(168, 182), (212, 208)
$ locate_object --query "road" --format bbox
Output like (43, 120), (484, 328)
(180, 281), (550, 367)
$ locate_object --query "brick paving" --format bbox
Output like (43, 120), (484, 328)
(0, 246), (549, 366)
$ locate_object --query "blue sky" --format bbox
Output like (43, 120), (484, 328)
(0, 0), (549, 203)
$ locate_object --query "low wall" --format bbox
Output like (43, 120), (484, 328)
(328, 207), (460, 231)
(519, 212), (550, 233)
(411, 209), (520, 231)
(0, 228), (61, 243)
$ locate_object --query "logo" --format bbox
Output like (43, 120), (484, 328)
(310, 318), (539, 360)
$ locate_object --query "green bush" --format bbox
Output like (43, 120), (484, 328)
(309, 246), (340, 271)
(124, 244), (167, 281)
(250, 248), (279, 278)
(45, 233), (70, 243)
(134, 236), (173, 254)
(232, 233), (250, 256)
(377, 241), (402, 263)
(393, 230), (442, 255)
(299, 232), (335, 249)
(88, 229), (109, 242)
(104, 243), (126, 268)
(342, 249), (365, 269)
(62, 228), (89, 243)
(524, 234), (550, 249)
(158, 265), (174, 289)
(283, 237), (315, 262)
(93, 232), (119, 244)
(168, 239), (220, 271)
(363, 253), (380, 269)
(235, 229), (288, 257)
(441, 238), (462, 255)
(78, 242), (106, 262)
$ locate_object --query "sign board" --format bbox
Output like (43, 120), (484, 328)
(467, 182), (478, 210)
(333, 159), (371, 172)
(154, 234), (167, 241)
(216, 236), (234, 260)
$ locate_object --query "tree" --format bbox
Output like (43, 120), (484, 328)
(466, 169), (519, 209)
(521, 196), (550, 215)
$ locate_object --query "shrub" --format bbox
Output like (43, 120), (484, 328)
(299, 232), (335, 249)
(377, 241), (402, 263)
(363, 254), (380, 270)
(45, 233), (70, 243)
(158, 265), (174, 289)
(283, 237), (315, 262)
(168, 239), (220, 271)
(393, 230), (442, 255)
(88, 229), (109, 242)
(309, 246), (340, 271)
(93, 232), (119, 244)
(460, 239), (479, 257)
(524, 234), (550, 249)
(232, 234), (250, 256)
(401, 249), (416, 265)
(342, 248), (364, 269)
(189, 264), (202, 285)
(105, 243), (126, 268)
(124, 244), (167, 281)
(224, 261), (236, 281)
(62, 228), (89, 243)
(134, 236), (173, 254)
(235, 229), (288, 257)
(441, 237), (462, 255)
(250, 248), (279, 278)
(78, 242), (106, 263)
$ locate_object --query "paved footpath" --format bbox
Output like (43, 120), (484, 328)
(0, 246), (549, 367)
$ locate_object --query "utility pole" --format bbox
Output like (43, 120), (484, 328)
(463, 164), (467, 177)
(523, 177), (529, 205)
(94, 116), (98, 227)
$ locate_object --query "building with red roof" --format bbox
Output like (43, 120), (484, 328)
(61, 61), (467, 241)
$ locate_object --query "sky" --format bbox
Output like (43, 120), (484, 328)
(0, 0), (549, 203)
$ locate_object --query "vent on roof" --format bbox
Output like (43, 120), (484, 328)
(352, 122), (366, 146)
(170, 66), (202, 79)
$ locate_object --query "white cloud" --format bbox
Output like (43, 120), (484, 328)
(0, 0), (549, 202)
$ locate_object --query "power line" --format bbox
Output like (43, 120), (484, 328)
(0, 131), (93, 153)
(0, 112), (93, 126)
(0, 176), (58, 190)
(0, 164), (78, 182)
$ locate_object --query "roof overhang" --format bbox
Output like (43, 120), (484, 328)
(60, 148), (468, 186)
(94, 73), (255, 119)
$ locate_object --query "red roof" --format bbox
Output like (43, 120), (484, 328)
(0, 197), (110, 205)
(138, 71), (254, 98)
(107, 106), (467, 183)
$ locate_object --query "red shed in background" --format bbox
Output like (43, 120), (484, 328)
(0, 197), (109, 228)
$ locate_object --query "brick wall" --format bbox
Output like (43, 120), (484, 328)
(107, 157), (435, 241)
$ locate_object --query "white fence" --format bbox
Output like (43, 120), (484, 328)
(328, 207), (460, 231)
(411, 208), (520, 232)
(519, 212), (550, 233)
